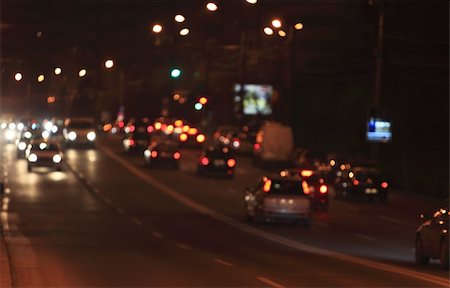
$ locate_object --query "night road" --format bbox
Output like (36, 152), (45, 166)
(1, 134), (448, 287)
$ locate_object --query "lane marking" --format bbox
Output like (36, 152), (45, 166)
(98, 143), (450, 287)
(116, 208), (125, 214)
(256, 276), (285, 288)
(176, 243), (191, 250)
(378, 216), (417, 228)
(151, 231), (163, 239)
(132, 218), (143, 226)
(355, 233), (377, 242)
(103, 197), (112, 205)
(214, 258), (233, 267)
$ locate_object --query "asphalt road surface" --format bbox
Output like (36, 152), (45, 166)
(1, 134), (448, 287)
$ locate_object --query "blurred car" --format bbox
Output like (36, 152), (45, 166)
(281, 168), (330, 211)
(123, 128), (150, 153)
(63, 117), (97, 148)
(196, 146), (236, 178)
(213, 125), (242, 151)
(26, 140), (63, 172)
(143, 139), (181, 169)
(244, 174), (313, 226)
(15, 130), (42, 158)
(334, 164), (388, 203)
(415, 203), (449, 270)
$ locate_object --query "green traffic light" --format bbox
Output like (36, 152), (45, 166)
(171, 68), (181, 78)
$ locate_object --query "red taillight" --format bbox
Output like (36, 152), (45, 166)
(173, 152), (181, 160)
(200, 157), (209, 165)
(263, 179), (272, 192)
(130, 125), (136, 133)
(254, 143), (261, 150)
(151, 151), (158, 158)
(129, 139), (135, 146)
(319, 184), (328, 194)
(353, 179), (359, 186)
(118, 121), (125, 128)
(302, 181), (311, 195)
(147, 125), (154, 133)
(227, 159), (236, 167)
(381, 182), (388, 189)
(301, 170), (313, 177)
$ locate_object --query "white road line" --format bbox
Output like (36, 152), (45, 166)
(103, 197), (112, 205)
(213, 258), (233, 267)
(151, 231), (163, 239)
(132, 218), (143, 226)
(378, 215), (417, 228)
(116, 208), (125, 214)
(256, 276), (285, 288)
(176, 243), (191, 250)
(98, 143), (450, 287)
(355, 233), (377, 242)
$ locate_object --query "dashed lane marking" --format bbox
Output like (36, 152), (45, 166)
(355, 233), (377, 242)
(256, 276), (286, 288)
(132, 218), (143, 226)
(151, 231), (163, 239)
(213, 258), (233, 267)
(176, 243), (191, 250)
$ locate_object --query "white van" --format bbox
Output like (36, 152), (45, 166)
(63, 117), (97, 148)
(253, 121), (294, 166)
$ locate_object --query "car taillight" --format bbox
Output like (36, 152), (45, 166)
(200, 157), (209, 165)
(196, 134), (205, 143)
(227, 159), (236, 167)
(151, 151), (158, 158)
(173, 152), (181, 160)
(353, 179), (359, 186)
(254, 143), (261, 150)
(179, 133), (188, 142)
(147, 126), (154, 133)
(301, 170), (313, 177)
(129, 139), (135, 146)
(263, 179), (272, 193)
(130, 125), (135, 133)
(118, 121), (124, 128)
(302, 181), (311, 195)
(381, 182), (388, 188)
(319, 184), (328, 194)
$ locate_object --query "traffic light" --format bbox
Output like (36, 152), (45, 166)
(199, 96), (208, 105)
(170, 68), (181, 78)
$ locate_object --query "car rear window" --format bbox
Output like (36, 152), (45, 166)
(268, 179), (307, 195)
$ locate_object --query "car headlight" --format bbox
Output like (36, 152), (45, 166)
(87, 131), (96, 141)
(52, 154), (62, 163)
(28, 153), (38, 162)
(42, 130), (50, 139)
(5, 130), (15, 140)
(18, 142), (27, 150)
(68, 131), (77, 141)
(144, 149), (151, 157)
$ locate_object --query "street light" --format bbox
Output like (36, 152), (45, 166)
(152, 24), (163, 33)
(206, 2), (218, 12)
(174, 14), (185, 23)
(14, 72), (22, 81)
(37, 74), (45, 82)
(272, 19), (282, 28)
(54, 67), (62, 75)
(79, 69), (87, 77)
(294, 22), (304, 30)
(278, 30), (287, 37)
(179, 28), (189, 36)
(246, 0), (258, 4)
(105, 59), (114, 69)
(264, 27), (274, 35)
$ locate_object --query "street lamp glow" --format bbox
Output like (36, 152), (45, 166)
(170, 68), (181, 78)
(105, 59), (114, 69)
(179, 28), (189, 36)
(152, 24), (163, 33)
(264, 27), (274, 35)
(278, 30), (287, 37)
(54, 67), (62, 75)
(194, 103), (203, 110)
(38, 74), (45, 82)
(15, 73), (23, 81)
(246, 0), (258, 4)
(294, 22), (304, 30)
(206, 2), (218, 11)
(175, 14), (185, 23)
(79, 69), (87, 77)
(272, 19), (282, 28)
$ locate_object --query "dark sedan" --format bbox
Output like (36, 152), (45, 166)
(196, 146), (236, 178)
(143, 140), (181, 169)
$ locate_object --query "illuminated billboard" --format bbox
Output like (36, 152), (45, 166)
(367, 117), (392, 143)
(234, 84), (273, 115)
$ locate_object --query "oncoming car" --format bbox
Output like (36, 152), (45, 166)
(26, 141), (64, 172)
(244, 174), (313, 226)
(63, 117), (96, 148)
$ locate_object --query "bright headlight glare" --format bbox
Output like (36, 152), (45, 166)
(52, 154), (62, 163)
(28, 153), (38, 162)
(18, 142), (27, 150)
(5, 130), (15, 140)
(144, 150), (151, 157)
(44, 122), (53, 131)
(42, 131), (50, 138)
(52, 126), (58, 133)
(68, 131), (77, 141)
(87, 131), (96, 141)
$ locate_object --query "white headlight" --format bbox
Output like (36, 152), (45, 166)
(24, 131), (32, 139)
(42, 131), (50, 139)
(87, 131), (96, 141)
(51, 126), (58, 133)
(144, 150), (151, 157)
(44, 122), (53, 131)
(18, 142), (27, 150)
(8, 123), (16, 130)
(28, 153), (38, 162)
(5, 130), (15, 140)
(17, 123), (25, 131)
(52, 154), (62, 163)
(68, 131), (77, 141)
